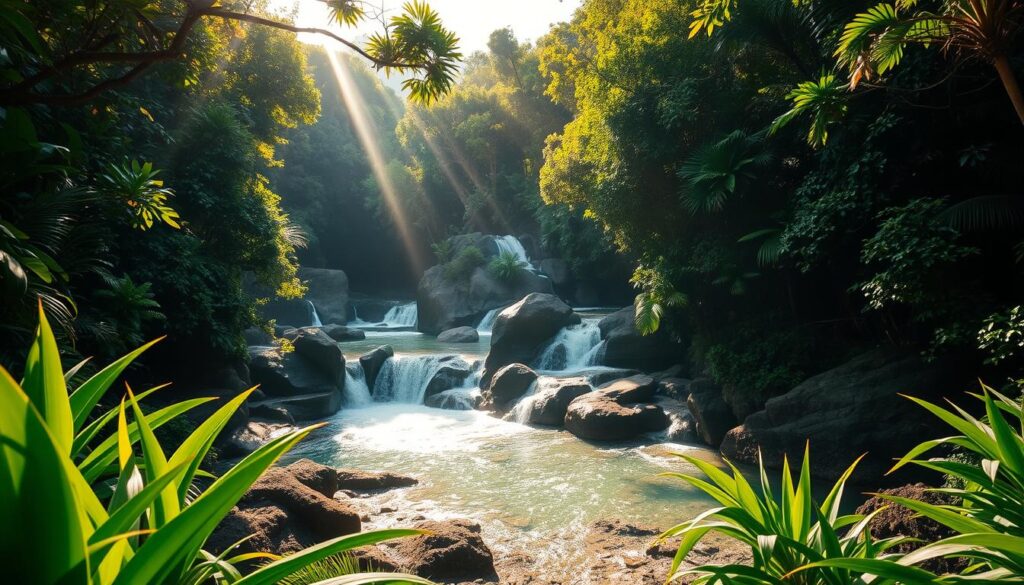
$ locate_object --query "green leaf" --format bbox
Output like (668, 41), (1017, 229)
(69, 337), (163, 433)
(126, 385), (179, 528)
(22, 301), (74, 455)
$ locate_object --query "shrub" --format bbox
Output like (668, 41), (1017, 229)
(431, 239), (454, 264)
(443, 245), (485, 281)
(487, 251), (526, 282)
(0, 304), (429, 585)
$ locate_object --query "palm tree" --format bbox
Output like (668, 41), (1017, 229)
(836, 0), (1024, 125)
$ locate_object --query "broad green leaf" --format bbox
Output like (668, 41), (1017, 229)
(69, 337), (162, 432)
(22, 302), (74, 454)
(126, 385), (178, 528)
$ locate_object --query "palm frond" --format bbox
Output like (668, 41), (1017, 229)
(941, 195), (1024, 232)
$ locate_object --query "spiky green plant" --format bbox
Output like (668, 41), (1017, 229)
(659, 447), (921, 584)
(488, 251), (526, 282)
(0, 302), (432, 585)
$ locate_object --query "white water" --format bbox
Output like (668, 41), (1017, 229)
(534, 320), (604, 372)
(476, 307), (503, 333)
(494, 234), (531, 264)
(381, 302), (418, 327)
(343, 362), (373, 406)
(308, 301), (323, 327)
(372, 355), (448, 403)
(429, 387), (481, 410)
(507, 378), (547, 424)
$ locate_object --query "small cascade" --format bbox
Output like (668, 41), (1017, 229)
(534, 320), (604, 372)
(348, 306), (369, 326)
(381, 302), (418, 327)
(507, 379), (541, 424)
(343, 362), (373, 407)
(430, 387), (481, 410)
(476, 307), (502, 333)
(308, 301), (323, 327)
(372, 355), (447, 404)
(494, 235), (531, 264)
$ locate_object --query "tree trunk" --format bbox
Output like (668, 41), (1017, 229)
(993, 54), (1024, 126)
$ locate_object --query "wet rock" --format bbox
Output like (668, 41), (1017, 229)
(519, 377), (592, 426)
(391, 519), (497, 582)
(424, 355), (475, 398)
(222, 421), (294, 457)
(720, 349), (972, 482)
(248, 347), (338, 398)
(285, 459), (339, 497)
(293, 328), (344, 384)
(252, 390), (342, 421)
(437, 326), (480, 343)
(359, 345), (394, 390)
(335, 468), (418, 492)
(249, 403), (295, 424)
(299, 267), (349, 325)
(657, 377), (692, 401)
(322, 324), (366, 341)
(564, 376), (669, 441)
(597, 307), (685, 372)
(686, 379), (736, 447)
(425, 388), (482, 410)
(482, 363), (538, 412)
(655, 396), (698, 443)
(261, 299), (316, 327)
(538, 258), (571, 288)
(480, 293), (580, 388)
(244, 326), (273, 346)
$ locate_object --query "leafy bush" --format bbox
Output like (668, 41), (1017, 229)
(431, 239), (454, 264)
(442, 245), (485, 281)
(978, 305), (1024, 366)
(487, 251), (526, 282)
(0, 304), (428, 585)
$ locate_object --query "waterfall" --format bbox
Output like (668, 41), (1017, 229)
(381, 302), (418, 327)
(343, 362), (372, 407)
(494, 235), (530, 264)
(430, 387), (481, 410)
(476, 308), (503, 333)
(372, 355), (447, 404)
(308, 301), (323, 327)
(506, 379), (541, 424)
(534, 320), (604, 372)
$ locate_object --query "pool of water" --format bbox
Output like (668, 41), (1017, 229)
(340, 331), (491, 360)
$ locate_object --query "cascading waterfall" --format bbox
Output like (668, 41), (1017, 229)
(476, 307), (502, 333)
(308, 301), (323, 327)
(494, 235), (531, 265)
(343, 362), (373, 407)
(372, 355), (447, 404)
(533, 320), (604, 372)
(381, 302), (418, 327)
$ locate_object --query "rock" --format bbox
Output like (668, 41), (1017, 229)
(686, 379), (737, 447)
(244, 326), (273, 346)
(254, 390), (342, 421)
(657, 377), (691, 401)
(293, 328), (344, 384)
(350, 298), (404, 323)
(222, 421), (293, 457)
(579, 367), (642, 387)
(335, 469), (418, 492)
(538, 258), (571, 287)
(856, 484), (966, 574)
(564, 376), (669, 441)
(391, 519), (497, 582)
(416, 234), (555, 335)
(424, 356), (474, 398)
(651, 364), (686, 381)
(437, 326), (480, 343)
(261, 299), (316, 327)
(285, 459), (339, 497)
(359, 345), (394, 390)
(249, 403), (295, 424)
(425, 388), (482, 410)
(481, 363), (538, 412)
(322, 324), (365, 341)
(719, 349), (972, 482)
(275, 325), (298, 339)
(573, 282), (601, 307)
(597, 306), (685, 372)
(208, 466), (360, 557)
(519, 377), (592, 426)
(248, 347), (339, 398)
(655, 396), (698, 443)
(480, 293), (580, 387)
(299, 267), (349, 325)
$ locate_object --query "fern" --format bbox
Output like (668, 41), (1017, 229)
(941, 195), (1024, 232)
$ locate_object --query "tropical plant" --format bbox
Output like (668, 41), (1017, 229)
(678, 130), (771, 213)
(978, 305), (1024, 366)
(658, 446), (918, 584)
(92, 274), (166, 350)
(431, 239), (454, 263)
(834, 0), (1024, 125)
(443, 245), (485, 281)
(769, 73), (849, 147)
(0, 304), (430, 585)
(488, 250), (526, 282)
(97, 160), (180, 231)
(631, 266), (688, 335)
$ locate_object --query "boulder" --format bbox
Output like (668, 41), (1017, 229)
(390, 519), (497, 582)
(686, 379), (737, 447)
(299, 267), (349, 325)
(208, 466), (360, 557)
(657, 377), (692, 401)
(480, 293), (580, 387)
(359, 345), (394, 390)
(322, 324), (365, 341)
(249, 403), (295, 424)
(518, 377), (592, 426)
(285, 459), (339, 497)
(719, 349), (972, 482)
(244, 326), (273, 346)
(425, 388), (482, 410)
(251, 390), (342, 421)
(335, 469), (419, 492)
(261, 299), (316, 327)
(481, 363), (538, 412)
(538, 258), (571, 288)
(248, 347), (339, 398)
(222, 421), (294, 457)
(293, 328), (344, 384)
(598, 306), (684, 372)
(564, 375), (669, 441)
(655, 396), (698, 443)
(424, 356), (474, 398)
(436, 326), (480, 343)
